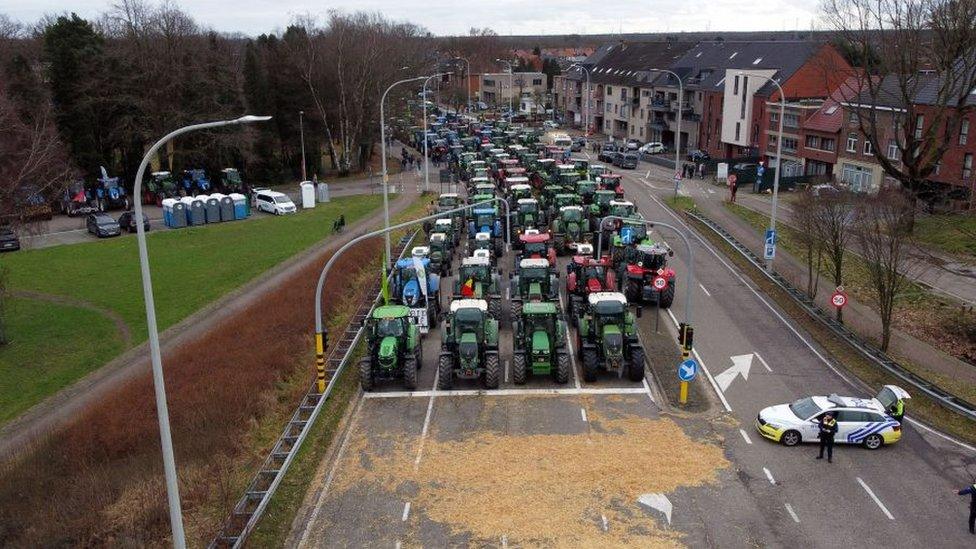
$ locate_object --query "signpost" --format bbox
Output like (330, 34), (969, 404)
(652, 276), (668, 291)
(673, 172), (682, 199)
(831, 286), (848, 309)
(677, 323), (695, 405)
(764, 228), (776, 261)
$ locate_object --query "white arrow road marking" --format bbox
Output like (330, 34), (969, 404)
(637, 493), (673, 525)
(714, 354), (754, 392)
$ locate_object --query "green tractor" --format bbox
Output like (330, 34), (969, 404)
(513, 198), (546, 239)
(453, 255), (502, 319)
(557, 164), (581, 192)
(576, 292), (645, 382)
(510, 257), (558, 323)
(358, 305), (422, 391)
(551, 205), (589, 255)
(512, 301), (570, 384)
(437, 299), (500, 389)
(588, 189), (617, 232)
(428, 233), (452, 276)
(576, 180), (599, 205)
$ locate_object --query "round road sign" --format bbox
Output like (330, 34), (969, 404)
(831, 291), (848, 308)
(652, 276), (668, 291)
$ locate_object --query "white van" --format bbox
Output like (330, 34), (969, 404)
(254, 190), (297, 215)
(550, 133), (573, 148)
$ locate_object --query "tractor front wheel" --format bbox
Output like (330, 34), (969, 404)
(555, 351), (570, 384)
(403, 356), (418, 390)
(659, 283), (675, 309)
(512, 352), (527, 385)
(437, 354), (454, 390)
(581, 348), (599, 382)
(359, 357), (374, 392)
(488, 298), (501, 320)
(628, 347), (646, 382)
(484, 353), (500, 389)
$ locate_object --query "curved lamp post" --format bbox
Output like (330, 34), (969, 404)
(495, 59), (514, 115)
(568, 63), (592, 133)
(645, 68), (684, 198)
(422, 72), (452, 195)
(132, 114), (272, 549)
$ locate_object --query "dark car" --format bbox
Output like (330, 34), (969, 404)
(598, 144), (617, 163)
(117, 210), (150, 233)
(0, 226), (20, 252)
(87, 212), (121, 238)
(616, 152), (639, 169)
(687, 149), (711, 163)
(570, 137), (586, 152)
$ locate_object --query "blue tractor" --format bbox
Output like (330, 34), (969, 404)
(467, 206), (504, 258)
(96, 167), (130, 211)
(180, 169), (212, 196)
(392, 257), (441, 334)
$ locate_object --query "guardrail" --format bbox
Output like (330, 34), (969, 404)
(210, 231), (419, 548)
(686, 210), (976, 422)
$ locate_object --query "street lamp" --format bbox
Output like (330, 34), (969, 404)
(735, 70), (785, 271)
(422, 72), (451, 195)
(380, 75), (428, 265)
(495, 59), (514, 116)
(454, 56), (472, 112)
(299, 110), (307, 181)
(645, 68), (684, 198)
(568, 63), (591, 134)
(131, 114), (272, 549)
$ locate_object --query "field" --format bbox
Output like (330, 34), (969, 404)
(0, 195), (382, 424)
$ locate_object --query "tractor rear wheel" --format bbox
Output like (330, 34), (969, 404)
(581, 348), (599, 382)
(626, 278), (642, 302)
(437, 354), (454, 390)
(488, 298), (501, 320)
(403, 356), (418, 390)
(554, 236), (566, 255)
(659, 283), (675, 309)
(555, 351), (570, 384)
(484, 353), (500, 389)
(512, 352), (527, 385)
(628, 347), (646, 382)
(569, 296), (582, 326)
(359, 357), (374, 392)
(511, 301), (523, 325)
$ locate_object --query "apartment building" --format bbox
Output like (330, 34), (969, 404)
(480, 72), (547, 107)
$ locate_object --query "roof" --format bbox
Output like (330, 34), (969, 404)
(567, 41), (696, 87)
(517, 198), (538, 205)
(434, 218), (453, 225)
(560, 205), (584, 212)
(520, 232), (551, 243)
(610, 200), (634, 207)
(395, 257), (429, 268)
(472, 249), (491, 259)
(588, 291), (627, 305)
(519, 258), (550, 268)
(523, 301), (558, 315)
(440, 193), (459, 198)
(506, 177), (530, 183)
(450, 299), (488, 313)
(803, 76), (865, 133)
(475, 232), (491, 241)
(429, 233), (446, 242)
(462, 256), (490, 266)
(411, 246), (429, 257)
(373, 304), (409, 319)
(575, 243), (594, 255)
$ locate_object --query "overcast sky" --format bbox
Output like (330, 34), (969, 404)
(3, 0), (823, 36)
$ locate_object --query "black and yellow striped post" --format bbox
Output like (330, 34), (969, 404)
(678, 323), (694, 404)
(315, 330), (328, 393)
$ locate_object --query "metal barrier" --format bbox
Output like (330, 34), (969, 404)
(210, 231), (419, 548)
(686, 210), (976, 422)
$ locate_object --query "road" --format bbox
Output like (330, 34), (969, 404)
(286, 155), (976, 547)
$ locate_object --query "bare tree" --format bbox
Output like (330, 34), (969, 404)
(853, 190), (923, 350)
(823, 0), (976, 215)
(812, 190), (856, 321)
(794, 189), (825, 298)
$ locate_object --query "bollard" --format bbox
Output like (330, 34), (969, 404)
(315, 331), (327, 393)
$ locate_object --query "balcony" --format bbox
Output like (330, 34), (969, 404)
(650, 98), (669, 111)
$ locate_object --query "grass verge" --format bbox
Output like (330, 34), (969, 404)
(913, 212), (976, 260)
(683, 212), (976, 445)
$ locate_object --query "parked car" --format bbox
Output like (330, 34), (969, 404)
(811, 183), (839, 197)
(625, 139), (642, 150)
(543, 120), (559, 129)
(571, 136), (586, 152)
(687, 149), (711, 163)
(255, 190), (297, 215)
(598, 144), (617, 163)
(0, 226), (20, 252)
(86, 212), (121, 238)
(639, 142), (667, 155)
(615, 152), (639, 169)
(117, 210), (150, 233)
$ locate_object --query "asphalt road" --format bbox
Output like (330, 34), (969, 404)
(287, 157), (976, 547)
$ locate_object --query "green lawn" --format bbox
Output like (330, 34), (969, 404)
(913, 213), (976, 260)
(0, 195), (382, 424)
(0, 297), (125, 423)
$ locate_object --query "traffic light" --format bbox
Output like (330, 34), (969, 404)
(678, 323), (694, 351)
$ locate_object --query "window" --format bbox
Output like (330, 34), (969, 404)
(964, 153), (973, 179)
(733, 75), (739, 95)
(846, 133), (858, 152)
(484, 79), (495, 87)
(960, 119), (969, 145)
(805, 135), (820, 149)
(849, 111), (858, 124)
(606, 86), (613, 95)
(783, 113), (800, 128)
(735, 122), (741, 141)
(740, 77), (748, 118)
(842, 163), (874, 192)
(822, 138), (836, 152)
(887, 140), (898, 159)
(863, 139), (873, 155)
(915, 114), (924, 139)
(532, 78), (542, 86)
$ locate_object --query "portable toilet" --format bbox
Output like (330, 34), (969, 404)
(200, 194), (220, 223)
(162, 198), (176, 228)
(213, 193), (234, 221)
(230, 193), (248, 220)
(316, 183), (330, 203)
(183, 196), (205, 226)
(300, 182), (316, 209)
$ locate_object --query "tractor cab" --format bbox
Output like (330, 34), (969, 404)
(609, 199), (638, 219)
(576, 180), (598, 204)
(517, 231), (557, 266)
(220, 168), (244, 193)
(437, 193), (462, 220)
(515, 198), (544, 235)
(591, 189), (616, 214)
(96, 170), (130, 210)
(504, 175), (530, 193)
(392, 258), (440, 333)
(181, 169), (212, 195)
(557, 165), (581, 190)
(146, 171), (177, 205)
(589, 164), (609, 179)
(473, 183), (497, 197)
(514, 258), (557, 299)
(597, 173), (624, 197)
(573, 159), (590, 178)
(553, 193), (581, 211)
(468, 207), (502, 239)
(472, 232), (498, 261)
(567, 254), (617, 309)
(508, 183), (533, 202)
(440, 298), (500, 389)
(535, 158), (556, 175)
(515, 300), (569, 382)
(433, 218), (457, 245)
(360, 304), (421, 390)
(618, 243), (677, 308)
(585, 292), (633, 335)
(551, 205), (588, 255)
(454, 256), (502, 318)
(428, 233), (451, 275)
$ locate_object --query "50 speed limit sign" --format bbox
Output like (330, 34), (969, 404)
(652, 276), (668, 291)
(831, 288), (848, 308)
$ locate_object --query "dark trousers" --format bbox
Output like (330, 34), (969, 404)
(969, 506), (975, 533)
(818, 436), (834, 461)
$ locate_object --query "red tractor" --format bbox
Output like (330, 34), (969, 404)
(515, 230), (557, 271)
(597, 173), (625, 198)
(617, 242), (677, 308)
(565, 245), (618, 323)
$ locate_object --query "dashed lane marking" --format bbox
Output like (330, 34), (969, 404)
(739, 429), (753, 444)
(401, 501), (410, 521)
(698, 283), (711, 297)
(785, 503), (800, 523)
(763, 467), (776, 485)
(580, 408), (588, 422)
(857, 477), (895, 520)
(755, 352), (772, 372)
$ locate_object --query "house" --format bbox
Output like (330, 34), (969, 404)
(479, 72), (547, 108)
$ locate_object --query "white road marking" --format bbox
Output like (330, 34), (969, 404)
(645, 169), (651, 178)
(714, 354), (753, 392)
(857, 477), (895, 520)
(580, 408), (588, 422)
(501, 535), (508, 548)
(664, 308), (732, 412)
(601, 514), (609, 531)
(504, 359), (510, 384)
(784, 503), (800, 523)
(754, 351), (772, 372)
(698, 283), (711, 297)
(365, 387), (650, 399)
(763, 467), (776, 485)
(413, 370), (439, 471)
(739, 429), (753, 444)
(641, 377), (655, 403)
(401, 501), (411, 521)
(559, 291), (582, 389)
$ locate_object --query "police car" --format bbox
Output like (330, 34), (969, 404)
(755, 385), (910, 450)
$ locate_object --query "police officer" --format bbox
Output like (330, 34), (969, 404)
(958, 482), (976, 535)
(816, 412), (838, 463)
(890, 398), (905, 424)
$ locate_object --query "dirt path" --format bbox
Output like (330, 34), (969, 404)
(0, 179), (420, 463)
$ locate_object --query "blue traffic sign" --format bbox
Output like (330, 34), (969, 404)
(678, 359), (698, 382)
(764, 229), (777, 260)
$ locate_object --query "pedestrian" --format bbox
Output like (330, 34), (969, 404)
(339, 214), (345, 229)
(401, 157), (407, 171)
(728, 173), (739, 203)
(698, 162), (705, 179)
(816, 412), (838, 463)
(889, 397), (905, 424)
(958, 481), (976, 535)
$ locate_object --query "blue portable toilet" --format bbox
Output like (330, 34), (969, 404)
(230, 193), (248, 220)
(210, 193), (234, 221)
(162, 198), (174, 227)
(201, 194), (220, 223)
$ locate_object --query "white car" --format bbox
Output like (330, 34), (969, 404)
(755, 385), (910, 450)
(640, 142), (667, 154)
(254, 190), (297, 215)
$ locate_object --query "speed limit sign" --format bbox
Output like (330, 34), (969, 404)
(652, 276), (668, 291)
(831, 288), (848, 308)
